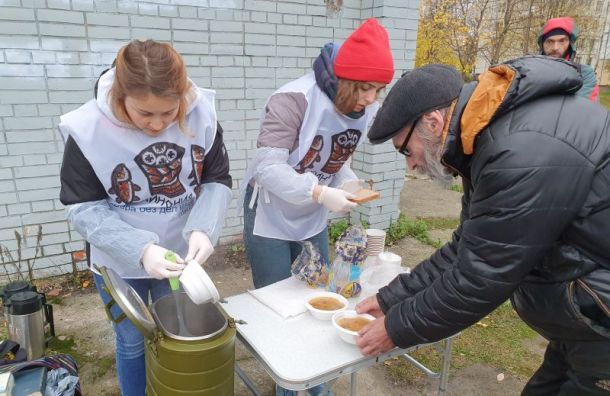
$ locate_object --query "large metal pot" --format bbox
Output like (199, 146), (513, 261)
(99, 267), (235, 395)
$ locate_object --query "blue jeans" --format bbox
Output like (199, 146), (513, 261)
(94, 272), (171, 396)
(244, 185), (333, 396)
(243, 184), (330, 289)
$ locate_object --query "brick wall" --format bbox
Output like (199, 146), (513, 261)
(0, 0), (420, 280)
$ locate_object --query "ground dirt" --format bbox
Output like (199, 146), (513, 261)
(22, 175), (545, 395)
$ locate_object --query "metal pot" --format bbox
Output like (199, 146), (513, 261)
(99, 267), (235, 395)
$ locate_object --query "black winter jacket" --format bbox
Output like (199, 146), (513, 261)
(378, 56), (610, 347)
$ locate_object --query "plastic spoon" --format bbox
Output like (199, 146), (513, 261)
(164, 251), (191, 337)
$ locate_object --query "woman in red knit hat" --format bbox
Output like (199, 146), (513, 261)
(241, 18), (394, 396)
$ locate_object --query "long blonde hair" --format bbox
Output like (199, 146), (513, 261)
(110, 40), (190, 132)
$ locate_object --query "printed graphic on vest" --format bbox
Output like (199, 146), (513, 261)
(320, 129), (362, 174)
(296, 135), (323, 174)
(108, 163), (141, 204)
(188, 145), (205, 196)
(135, 142), (186, 198)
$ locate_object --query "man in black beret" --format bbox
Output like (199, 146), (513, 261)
(356, 56), (610, 395)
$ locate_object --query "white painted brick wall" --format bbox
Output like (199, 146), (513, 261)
(0, 0), (420, 280)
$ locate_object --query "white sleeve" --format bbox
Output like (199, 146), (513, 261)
(182, 182), (233, 245)
(253, 147), (319, 205)
(328, 163), (358, 189)
(66, 200), (159, 268)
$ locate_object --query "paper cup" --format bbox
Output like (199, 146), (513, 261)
(377, 252), (402, 267)
(179, 260), (220, 305)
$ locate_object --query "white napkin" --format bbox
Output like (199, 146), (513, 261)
(248, 277), (322, 319)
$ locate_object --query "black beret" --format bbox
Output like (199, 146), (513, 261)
(368, 64), (464, 144)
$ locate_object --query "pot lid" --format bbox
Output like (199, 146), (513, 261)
(99, 266), (157, 340)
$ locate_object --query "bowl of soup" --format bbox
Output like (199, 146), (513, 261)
(332, 310), (375, 344)
(305, 292), (348, 320)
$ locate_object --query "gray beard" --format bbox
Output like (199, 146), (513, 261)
(417, 137), (455, 189)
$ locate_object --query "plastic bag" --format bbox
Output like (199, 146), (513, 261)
(291, 241), (329, 288)
(327, 226), (367, 298)
(45, 367), (79, 396)
(359, 262), (410, 301)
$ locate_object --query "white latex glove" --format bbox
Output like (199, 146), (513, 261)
(317, 185), (357, 213)
(141, 245), (185, 280)
(340, 179), (364, 194)
(185, 231), (214, 265)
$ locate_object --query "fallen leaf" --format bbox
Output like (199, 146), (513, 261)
(47, 289), (61, 297)
(82, 280), (90, 288)
(476, 321), (488, 328)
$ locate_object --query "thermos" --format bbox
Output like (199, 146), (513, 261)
(3, 284), (55, 360)
(1, 281), (36, 322)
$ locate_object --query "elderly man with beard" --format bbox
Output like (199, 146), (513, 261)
(355, 56), (610, 395)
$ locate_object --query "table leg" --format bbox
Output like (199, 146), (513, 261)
(235, 363), (262, 396)
(438, 337), (454, 396)
(350, 372), (357, 396)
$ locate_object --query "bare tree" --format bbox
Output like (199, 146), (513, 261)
(446, 0), (492, 79)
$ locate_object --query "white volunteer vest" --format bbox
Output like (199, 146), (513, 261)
(253, 73), (379, 241)
(59, 87), (217, 278)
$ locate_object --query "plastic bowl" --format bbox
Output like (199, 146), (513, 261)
(179, 260), (220, 305)
(332, 310), (375, 345)
(304, 291), (348, 320)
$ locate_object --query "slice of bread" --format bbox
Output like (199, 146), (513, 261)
(348, 189), (380, 203)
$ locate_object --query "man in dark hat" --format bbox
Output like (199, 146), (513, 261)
(539, 16), (599, 102)
(356, 56), (610, 395)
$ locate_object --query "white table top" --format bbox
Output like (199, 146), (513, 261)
(222, 291), (417, 390)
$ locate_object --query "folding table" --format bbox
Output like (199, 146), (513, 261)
(222, 292), (453, 396)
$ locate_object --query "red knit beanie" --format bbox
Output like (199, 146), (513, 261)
(334, 18), (394, 84)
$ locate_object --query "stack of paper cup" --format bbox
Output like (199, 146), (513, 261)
(365, 229), (386, 257)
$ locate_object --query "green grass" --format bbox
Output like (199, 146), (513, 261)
(600, 86), (610, 109)
(386, 301), (542, 384)
(386, 213), (441, 248)
(450, 183), (464, 193)
(420, 216), (460, 231)
(327, 219), (370, 245)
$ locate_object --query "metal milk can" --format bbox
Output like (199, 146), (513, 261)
(99, 266), (236, 395)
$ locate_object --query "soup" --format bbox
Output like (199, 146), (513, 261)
(337, 316), (371, 332)
(309, 296), (344, 311)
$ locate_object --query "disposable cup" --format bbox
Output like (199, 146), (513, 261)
(377, 252), (402, 267)
(179, 260), (220, 305)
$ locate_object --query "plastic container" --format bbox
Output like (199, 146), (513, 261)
(377, 252), (402, 267)
(304, 291), (348, 320)
(332, 310), (375, 345)
(359, 261), (410, 301)
(179, 260), (220, 305)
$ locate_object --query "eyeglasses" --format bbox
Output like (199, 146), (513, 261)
(398, 117), (419, 157)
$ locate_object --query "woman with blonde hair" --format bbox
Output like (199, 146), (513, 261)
(241, 18), (394, 396)
(58, 40), (231, 395)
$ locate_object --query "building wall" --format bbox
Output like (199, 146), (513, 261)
(0, 0), (420, 280)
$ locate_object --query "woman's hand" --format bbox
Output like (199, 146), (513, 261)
(185, 231), (214, 264)
(313, 185), (357, 213)
(141, 245), (185, 279)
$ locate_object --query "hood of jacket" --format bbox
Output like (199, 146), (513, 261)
(442, 56), (583, 176)
(312, 43), (364, 119)
(94, 67), (200, 129)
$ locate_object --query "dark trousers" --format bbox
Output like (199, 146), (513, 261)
(522, 339), (610, 395)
